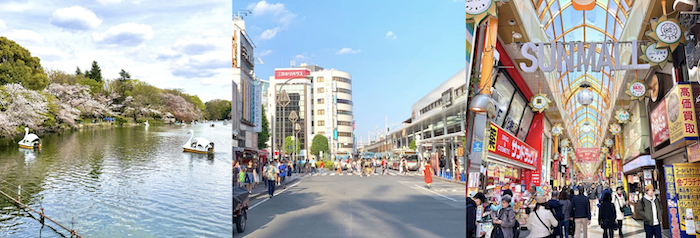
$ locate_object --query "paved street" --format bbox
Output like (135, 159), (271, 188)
(237, 169), (466, 238)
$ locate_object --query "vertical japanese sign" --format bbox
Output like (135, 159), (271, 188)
(652, 97), (670, 146)
(665, 163), (700, 237)
(669, 83), (699, 144)
(606, 159), (612, 178)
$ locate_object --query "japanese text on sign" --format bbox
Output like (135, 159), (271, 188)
(488, 122), (538, 167)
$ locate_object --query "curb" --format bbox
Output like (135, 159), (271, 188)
(433, 175), (466, 186)
(249, 174), (308, 200)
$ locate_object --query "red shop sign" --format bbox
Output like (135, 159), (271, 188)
(651, 97), (669, 147)
(488, 122), (538, 167)
(274, 69), (310, 79)
(531, 171), (541, 186)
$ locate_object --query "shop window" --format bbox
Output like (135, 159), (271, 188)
(318, 98), (324, 104)
(318, 109), (325, 115)
(317, 77), (324, 82)
(492, 72), (516, 127)
(318, 88), (325, 93)
(517, 106), (534, 141)
(504, 92), (526, 135)
(318, 121), (325, 126)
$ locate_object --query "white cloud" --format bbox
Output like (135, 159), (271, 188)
(0, 1), (34, 12)
(2, 29), (46, 45)
(50, 6), (102, 31)
(257, 49), (273, 57)
(337, 48), (361, 55)
(385, 31), (397, 40)
(293, 54), (308, 61)
(0, 20), (6, 30)
(98, 0), (123, 5)
(248, 1), (296, 27)
(93, 23), (154, 46)
(259, 27), (280, 40)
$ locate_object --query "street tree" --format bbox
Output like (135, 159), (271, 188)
(0, 37), (49, 90)
(204, 99), (231, 120)
(310, 134), (329, 160)
(284, 135), (301, 156)
(118, 69), (131, 81)
(409, 140), (416, 150)
(257, 105), (269, 149)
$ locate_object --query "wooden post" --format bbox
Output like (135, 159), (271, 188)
(17, 185), (20, 202)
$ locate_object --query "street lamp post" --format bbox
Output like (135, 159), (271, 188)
(294, 122), (301, 161)
(289, 110), (299, 160)
(278, 90), (290, 160)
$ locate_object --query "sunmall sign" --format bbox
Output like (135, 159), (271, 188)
(519, 40), (651, 73)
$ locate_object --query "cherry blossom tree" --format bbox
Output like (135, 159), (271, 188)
(0, 84), (49, 135)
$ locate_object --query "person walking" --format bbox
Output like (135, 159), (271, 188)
(559, 190), (573, 238)
(422, 160), (433, 189)
(613, 186), (627, 238)
(526, 195), (558, 238)
(598, 193), (617, 238)
(381, 158), (387, 175)
(571, 186), (591, 238)
(263, 162), (278, 198)
(319, 160), (325, 173)
(234, 161), (243, 188)
(401, 157), (408, 175)
(637, 184), (662, 238)
(468, 192), (487, 238)
(547, 191), (564, 238)
(244, 161), (256, 194)
(278, 160), (287, 189)
(253, 162), (261, 189)
(492, 195), (517, 238)
(438, 156), (446, 177)
(588, 183), (598, 217)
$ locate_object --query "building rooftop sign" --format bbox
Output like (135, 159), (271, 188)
(519, 40), (650, 73)
(274, 69), (310, 79)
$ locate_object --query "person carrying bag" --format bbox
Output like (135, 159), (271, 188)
(491, 195), (517, 238)
(527, 196), (558, 238)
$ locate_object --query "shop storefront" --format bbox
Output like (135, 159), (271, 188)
(623, 155), (656, 220)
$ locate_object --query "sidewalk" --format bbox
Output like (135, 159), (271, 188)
(234, 172), (307, 200)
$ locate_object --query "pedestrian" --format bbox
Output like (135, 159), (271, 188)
(274, 160), (281, 185)
(319, 160), (325, 173)
(381, 158), (387, 175)
(365, 159), (372, 176)
(571, 186), (591, 238)
(526, 195), (558, 238)
(263, 162), (278, 198)
(278, 160), (287, 189)
(234, 161), (243, 188)
(335, 160), (341, 173)
(612, 186), (627, 238)
(547, 191), (564, 238)
(422, 160), (433, 189)
(598, 192), (617, 238)
(492, 195), (516, 238)
(439, 156), (446, 177)
(559, 190), (573, 238)
(287, 160), (293, 178)
(637, 184), (662, 238)
(244, 161), (256, 194)
(401, 157), (408, 175)
(588, 183), (598, 217)
(467, 192), (487, 238)
(253, 162), (260, 189)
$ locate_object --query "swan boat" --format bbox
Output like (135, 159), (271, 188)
(144, 120), (149, 126)
(182, 130), (214, 154)
(18, 128), (41, 149)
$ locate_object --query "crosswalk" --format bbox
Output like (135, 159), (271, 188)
(308, 171), (423, 177)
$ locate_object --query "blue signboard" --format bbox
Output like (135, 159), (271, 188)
(472, 142), (483, 152)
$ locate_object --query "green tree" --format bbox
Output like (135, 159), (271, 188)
(409, 139), (416, 150)
(204, 99), (231, 120)
(0, 37), (49, 90)
(75, 66), (82, 76)
(87, 61), (102, 82)
(310, 134), (329, 160)
(257, 105), (269, 149)
(118, 69), (131, 81)
(284, 135), (301, 155)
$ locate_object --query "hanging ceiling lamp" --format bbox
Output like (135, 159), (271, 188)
(577, 80), (594, 106)
(572, 0), (595, 10)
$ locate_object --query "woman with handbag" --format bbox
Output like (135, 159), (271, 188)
(492, 195), (516, 238)
(599, 193), (617, 238)
(526, 195), (558, 238)
(613, 186), (628, 237)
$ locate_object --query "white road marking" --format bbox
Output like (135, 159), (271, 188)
(249, 181), (302, 210)
(413, 185), (458, 202)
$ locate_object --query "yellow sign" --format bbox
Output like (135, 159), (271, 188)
(668, 84), (699, 144)
(488, 123), (498, 152)
(672, 163), (700, 232)
(606, 159), (612, 177)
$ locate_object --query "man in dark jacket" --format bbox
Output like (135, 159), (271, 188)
(548, 191), (564, 237)
(637, 184), (663, 238)
(467, 192), (486, 238)
(571, 186), (591, 238)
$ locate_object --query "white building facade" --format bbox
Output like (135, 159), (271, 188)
(232, 16), (261, 152)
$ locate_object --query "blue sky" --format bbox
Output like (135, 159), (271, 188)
(0, 0), (231, 103)
(235, 0), (465, 144)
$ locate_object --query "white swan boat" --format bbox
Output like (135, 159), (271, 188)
(144, 120), (149, 126)
(182, 130), (214, 154)
(18, 128), (41, 149)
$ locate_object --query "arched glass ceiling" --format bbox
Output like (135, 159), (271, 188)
(530, 0), (634, 149)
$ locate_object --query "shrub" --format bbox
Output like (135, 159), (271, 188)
(115, 116), (128, 126)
